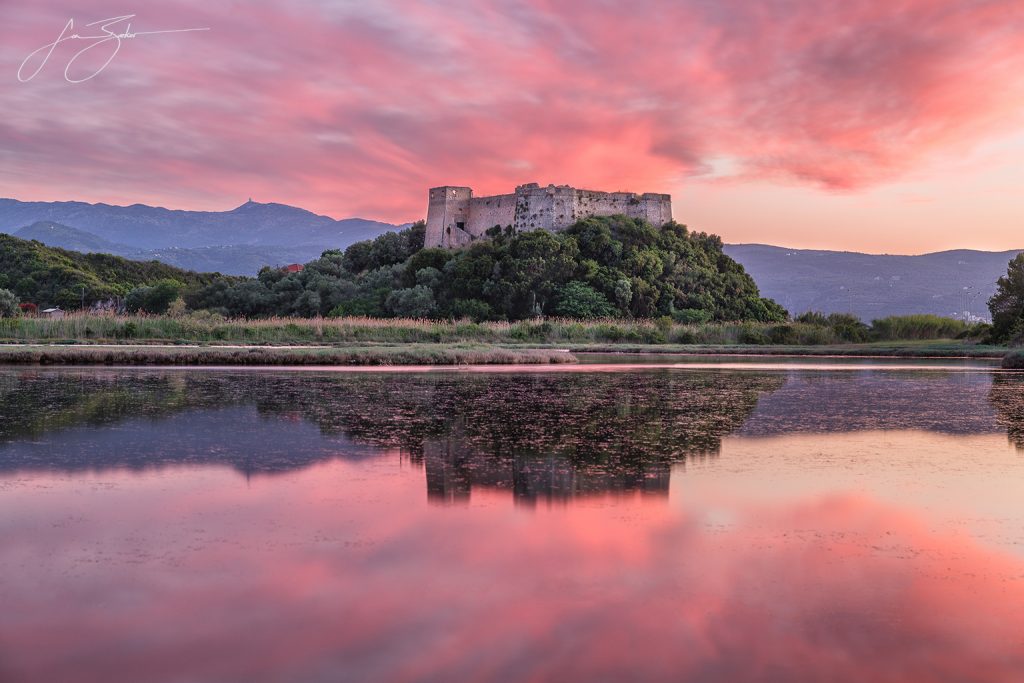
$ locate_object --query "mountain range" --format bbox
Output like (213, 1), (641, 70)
(1, 198), (1017, 321)
(0, 198), (402, 275)
(723, 244), (1018, 323)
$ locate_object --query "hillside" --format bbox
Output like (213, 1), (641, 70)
(0, 198), (400, 250)
(724, 244), (1021, 322)
(0, 233), (229, 309)
(10, 219), (345, 276)
(15, 221), (130, 255)
(190, 217), (786, 322)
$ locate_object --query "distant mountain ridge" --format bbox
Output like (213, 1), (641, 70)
(13, 221), (325, 275)
(723, 243), (1021, 323)
(3, 198), (1019, 320)
(0, 198), (405, 275)
(0, 198), (399, 249)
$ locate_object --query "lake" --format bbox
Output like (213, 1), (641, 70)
(1, 360), (1023, 682)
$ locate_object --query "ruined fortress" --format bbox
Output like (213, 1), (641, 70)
(425, 183), (673, 249)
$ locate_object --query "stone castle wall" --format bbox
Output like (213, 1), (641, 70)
(425, 183), (672, 248)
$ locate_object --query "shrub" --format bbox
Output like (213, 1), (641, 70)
(386, 286), (437, 318)
(450, 298), (493, 322)
(0, 288), (19, 318)
(1001, 350), (1024, 369)
(870, 314), (968, 341)
(673, 308), (712, 324)
(737, 325), (770, 345)
(767, 324), (799, 345)
(553, 281), (616, 319)
(125, 280), (184, 315)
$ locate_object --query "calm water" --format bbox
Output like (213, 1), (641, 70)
(1, 362), (1023, 682)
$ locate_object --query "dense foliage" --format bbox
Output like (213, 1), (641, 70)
(989, 253), (1024, 343)
(0, 234), (227, 309)
(0, 288), (17, 317)
(190, 217), (786, 322)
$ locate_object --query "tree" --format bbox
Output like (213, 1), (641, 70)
(0, 288), (18, 317)
(125, 279), (184, 314)
(553, 281), (615, 318)
(386, 286), (436, 318)
(989, 253), (1024, 343)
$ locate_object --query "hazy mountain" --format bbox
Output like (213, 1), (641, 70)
(0, 199), (406, 275)
(0, 198), (400, 250)
(138, 245), (330, 275)
(5, 199), (1019, 319)
(724, 244), (1021, 322)
(15, 221), (132, 255)
(13, 220), (329, 276)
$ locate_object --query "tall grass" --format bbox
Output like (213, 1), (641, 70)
(0, 344), (577, 366)
(0, 311), (989, 346)
(870, 315), (971, 341)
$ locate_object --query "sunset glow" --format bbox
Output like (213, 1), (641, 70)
(3, 1), (1024, 251)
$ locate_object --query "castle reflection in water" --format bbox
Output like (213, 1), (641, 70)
(0, 366), (1022, 506)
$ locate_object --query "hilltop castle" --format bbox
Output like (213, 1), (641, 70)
(425, 183), (672, 249)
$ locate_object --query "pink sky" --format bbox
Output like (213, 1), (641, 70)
(2, 0), (1024, 253)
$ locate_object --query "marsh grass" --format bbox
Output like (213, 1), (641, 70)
(0, 343), (577, 366)
(0, 312), (995, 350)
(0, 313), (853, 346)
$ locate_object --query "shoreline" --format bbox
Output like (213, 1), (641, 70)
(0, 340), (1012, 365)
(0, 344), (577, 366)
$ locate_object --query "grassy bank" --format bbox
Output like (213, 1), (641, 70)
(0, 313), (996, 347)
(566, 340), (1009, 358)
(0, 344), (576, 366)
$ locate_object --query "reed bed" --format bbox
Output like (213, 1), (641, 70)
(0, 312), (992, 348)
(0, 313), (846, 345)
(0, 344), (577, 366)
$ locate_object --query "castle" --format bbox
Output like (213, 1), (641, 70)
(424, 183), (673, 249)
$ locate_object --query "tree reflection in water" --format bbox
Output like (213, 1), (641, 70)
(0, 369), (782, 502)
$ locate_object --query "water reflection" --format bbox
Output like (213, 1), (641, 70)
(2, 367), (1023, 499)
(2, 366), (1024, 682)
(990, 373), (1024, 450)
(0, 370), (784, 502)
(1, 465), (1023, 683)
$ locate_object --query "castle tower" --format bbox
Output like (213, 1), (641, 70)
(425, 186), (473, 248)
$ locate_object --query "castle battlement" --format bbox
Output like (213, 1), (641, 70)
(425, 183), (672, 248)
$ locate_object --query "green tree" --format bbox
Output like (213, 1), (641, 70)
(125, 279), (184, 314)
(386, 286), (436, 318)
(989, 253), (1024, 343)
(553, 281), (615, 318)
(0, 288), (19, 317)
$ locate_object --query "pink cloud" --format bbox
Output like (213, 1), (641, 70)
(1, 0), (1023, 223)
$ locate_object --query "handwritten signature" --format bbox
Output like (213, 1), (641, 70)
(18, 15), (209, 83)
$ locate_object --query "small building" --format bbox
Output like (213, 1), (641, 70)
(281, 263), (304, 274)
(41, 307), (65, 319)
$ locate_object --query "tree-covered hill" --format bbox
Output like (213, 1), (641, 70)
(190, 216), (786, 322)
(0, 233), (229, 309)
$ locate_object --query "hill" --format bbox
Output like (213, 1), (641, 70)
(0, 198), (400, 249)
(723, 244), (1022, 322)
(9, 218), (357, 276)
(190, 217), (786, 322)
(0, 233), (229, 309)
(15, 221), (131, 255)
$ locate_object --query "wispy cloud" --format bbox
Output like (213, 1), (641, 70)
(2, 0), (1023, 223)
